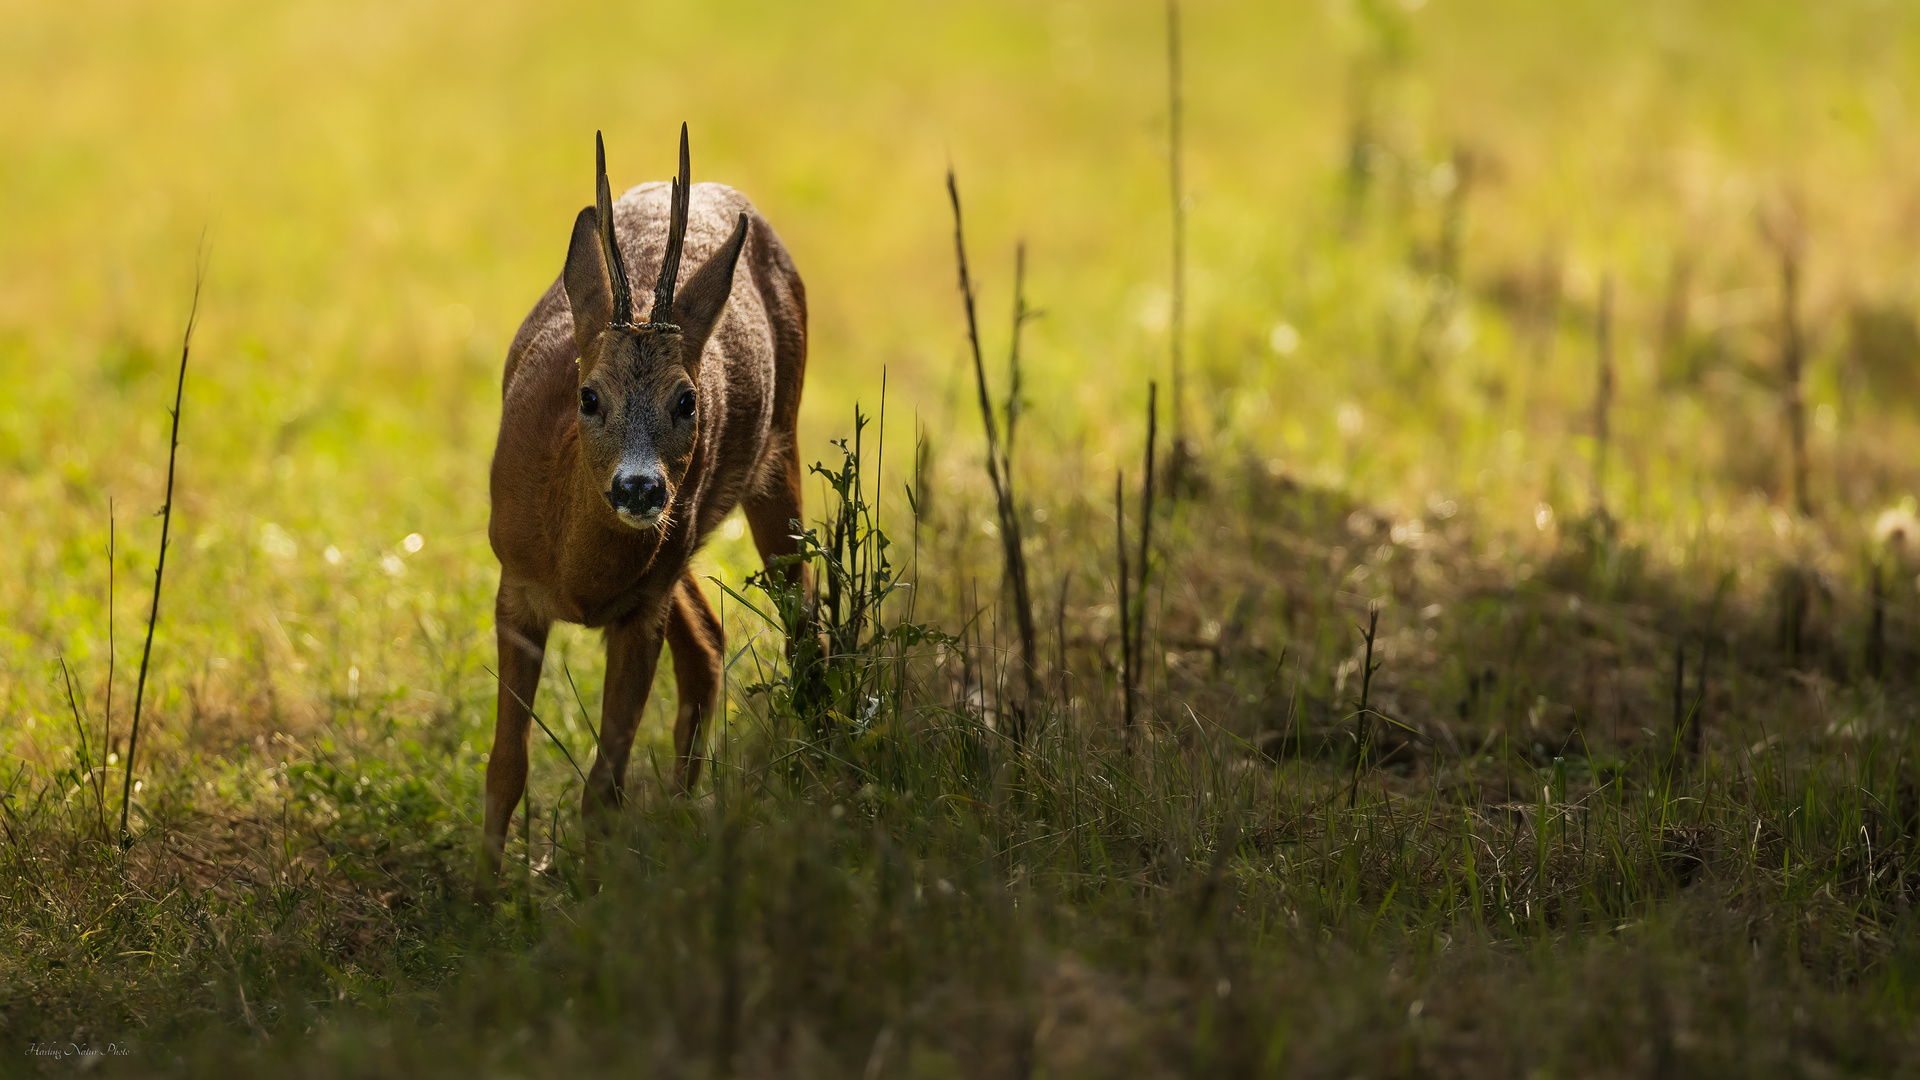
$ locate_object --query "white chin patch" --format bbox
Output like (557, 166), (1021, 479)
(616, 508), (665, 530)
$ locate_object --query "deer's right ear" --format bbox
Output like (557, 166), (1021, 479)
(564, 206), (614, 367)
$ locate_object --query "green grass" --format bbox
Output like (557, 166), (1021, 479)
(7, 0), (1920, 1074)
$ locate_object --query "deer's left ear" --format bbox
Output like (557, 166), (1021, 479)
(564, 206), (615, 365)
(672, 212), (750, 367)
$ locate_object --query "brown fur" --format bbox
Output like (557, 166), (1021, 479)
(481, 159), (808, 881)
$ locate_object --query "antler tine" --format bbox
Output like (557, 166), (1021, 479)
(650, 122), (692, 326)
(596, 131), (636, 327)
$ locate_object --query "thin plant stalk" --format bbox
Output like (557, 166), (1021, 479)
(1131, 383), (1159, 723)
(872, 368), (889, 653)
(485, 664), (589, 787)
(1005, 251), (1027, 460)
(945, 171), (1039, 739)
(121, 256), (202, 840)
(562, 661), (603, 746)
(1593, 274), (1614, 520)
(1117, 470), (1133, 733)
(103, 502), (114, 813)
(59, 658), (105, 835)
(1346, 605), (1380, 809)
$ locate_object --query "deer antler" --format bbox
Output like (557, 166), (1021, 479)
(596, 131), (636, 328)
(648, 122), (692, 330)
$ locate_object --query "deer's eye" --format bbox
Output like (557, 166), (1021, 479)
(579, 387), (600, 416)
(675, 388), (697, 420)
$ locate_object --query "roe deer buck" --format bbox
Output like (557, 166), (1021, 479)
(482, 126), (808, 880)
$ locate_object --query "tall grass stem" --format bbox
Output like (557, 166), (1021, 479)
(1117, 470), (1133, 733)
(120, 249), (202, 841)
(1593, 274), (1614, 519)
(945, 171), (1038, 737)
(1132, 383), (1158, 723)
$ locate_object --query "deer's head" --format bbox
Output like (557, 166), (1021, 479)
(565, 127), (749, 531)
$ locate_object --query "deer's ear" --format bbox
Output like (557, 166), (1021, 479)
(671, 212), (750, 366)
(563, 206), (614, 366)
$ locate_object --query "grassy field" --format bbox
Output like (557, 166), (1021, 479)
(7, 0), (1920, 1074)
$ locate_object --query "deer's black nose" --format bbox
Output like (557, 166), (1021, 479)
(608, 473), (667, 514)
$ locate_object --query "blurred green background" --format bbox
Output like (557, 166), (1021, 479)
(5, 0), (1920, 763)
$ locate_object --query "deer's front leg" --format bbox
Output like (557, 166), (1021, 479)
(480, 590), (550, 887)
(583, 609), (667, 830)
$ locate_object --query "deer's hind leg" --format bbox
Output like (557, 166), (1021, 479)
(742, 430), (824, 709)
(665, 571), (724, 794)
(742, 430), (809, 597)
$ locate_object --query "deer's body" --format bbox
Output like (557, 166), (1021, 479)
(490, 181), (805, 627)
(482, 132), (807, 880)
